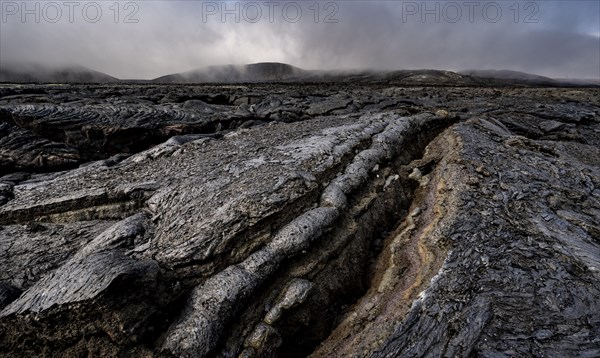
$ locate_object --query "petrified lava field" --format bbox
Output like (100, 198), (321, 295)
(0, 83), (599, 357)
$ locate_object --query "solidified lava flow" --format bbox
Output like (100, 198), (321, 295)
(0, 82), (599, 357)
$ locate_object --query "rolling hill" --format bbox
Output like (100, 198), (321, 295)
(0, 63), (118, 83)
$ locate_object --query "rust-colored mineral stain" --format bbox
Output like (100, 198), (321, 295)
(311, 132), (461, 358)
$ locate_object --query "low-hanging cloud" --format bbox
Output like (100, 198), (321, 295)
(0, 0), (598, 79)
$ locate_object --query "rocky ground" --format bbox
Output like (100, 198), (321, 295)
(0, 83), (599, 357)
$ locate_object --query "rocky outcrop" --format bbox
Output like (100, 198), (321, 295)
(0, 84), (599, 357)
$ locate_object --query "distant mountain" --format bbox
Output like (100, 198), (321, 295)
(154, 62), (308, 83)
(0, 63), (118, 83)
(459, 69), (558, 85)
(154, 64), (483, 86)
(2, 62), (595, 87)
(317, 69), (479, 86)
(157, 64), (573, 87)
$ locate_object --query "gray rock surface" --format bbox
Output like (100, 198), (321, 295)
(0, 83), (599, 357)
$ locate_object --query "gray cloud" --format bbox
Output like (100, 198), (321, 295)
(0, 0), (598, 79)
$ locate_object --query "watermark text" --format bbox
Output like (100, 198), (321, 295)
(400, 1), (539, 24)
(1, 1), (139, 23)
(0, 1), (541, 24)
(201, 1), (339, 23)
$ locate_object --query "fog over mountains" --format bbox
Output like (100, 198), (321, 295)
(1, 62), (598, 87)
(1, 1), (598, 80)
(0, 63), (119, 84)
(153, 63), (307, 83)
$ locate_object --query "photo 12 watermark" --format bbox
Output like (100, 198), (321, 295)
(0, 1), (541, 24)
(399, 1), (540, 24)
(1, 1), (140, 23)
(198, 1), (539, 24)
(200, 1), (339, 23)
(0, 1), (341, 24)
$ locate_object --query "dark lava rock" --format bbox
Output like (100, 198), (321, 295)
(0, 284), (22, 310)
(0, 83), (599, 357)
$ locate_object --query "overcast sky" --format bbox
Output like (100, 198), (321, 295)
(1, 0), (599, 79)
